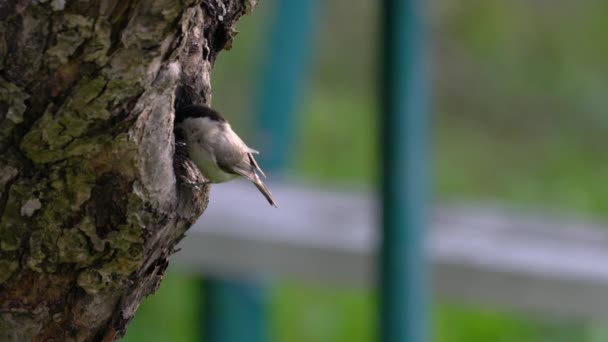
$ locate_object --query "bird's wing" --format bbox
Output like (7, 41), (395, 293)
(248, 153), (267, 178)
(251, 175), (278, 207)
(216, 153), (277, 207)
(213, 126), (267, 178)
(216, 151), (257, 182)
(212, 126), (277, 207)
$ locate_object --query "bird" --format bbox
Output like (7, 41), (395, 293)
(174, 104), (277, 207)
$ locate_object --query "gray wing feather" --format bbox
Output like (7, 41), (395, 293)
(213, 128), (277, 207)
(218, 157), (277, 207)
(248, 153), (266, 178)
(251, 174), (277, 207)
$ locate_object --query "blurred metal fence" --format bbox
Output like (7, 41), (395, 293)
(190, 0), (608, 340)
(175, 182), (608, 320)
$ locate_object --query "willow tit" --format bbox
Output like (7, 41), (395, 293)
(174, 105), (278, 207)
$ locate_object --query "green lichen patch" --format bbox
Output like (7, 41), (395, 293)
(46, 14), (94, 68)
(17, 161), (97, 269)
(58, 75), (112, 121)
(76, 238), (143, 295)
(0, 224), (22, 252)
(101, 195), (146, 275)
(77, 268), (104, 295)
(22, 128), (112, 164)
(105, 223), (143, 252)
(100, 242), (144, 276)
(26, 228), (61, 273)
(74, 219), (144, 294)
(63, 135), (112, 163)
(57, 229), (96, 265)
(0, 259), (18, 284)
(107, 48), (149, 79)
(83, 19), (112, 65)
(39, 171), (76, 225)
(120, 0), (183, 50)
(68, 77), (109, 114)
(99, 77), (144, 110)
(75, 191), (146, 294)
(20, 76), (117, 164)
(0, 77), (30, 148)
(0, 76), (24, 123)
(64, 163), (96, 210)
(126, 194), (156, 230)
(20, 110), (79, 164)
(87, 133), (138, 182)
(78, 216), (106, 252)
(0, 183), (34, 252)
(105, 43), (179, 99)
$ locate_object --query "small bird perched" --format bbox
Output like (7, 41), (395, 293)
(174, 104), (277, 207)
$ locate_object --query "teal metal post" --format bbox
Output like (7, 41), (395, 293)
(379, 0), (429, 341)
(255, 0), (318, 167)
(201, 0), (317, 341)
(203, 281), (268, 342)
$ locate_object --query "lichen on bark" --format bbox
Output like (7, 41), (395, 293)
(0, 0), (255, 340)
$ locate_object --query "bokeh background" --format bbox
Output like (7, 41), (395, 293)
(124, 0), (608, 341)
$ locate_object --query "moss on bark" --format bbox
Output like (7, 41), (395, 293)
(0, 0), (255, 340)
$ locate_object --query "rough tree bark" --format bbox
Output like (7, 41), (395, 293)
(0, 0), (256, 340)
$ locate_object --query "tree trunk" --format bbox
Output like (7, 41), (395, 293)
(0, 0), (255, 340)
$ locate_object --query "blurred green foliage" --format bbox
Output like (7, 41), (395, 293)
(124, 276), (587, 342)
(125, 0), (607, 341)
(123, 273), (200, 342)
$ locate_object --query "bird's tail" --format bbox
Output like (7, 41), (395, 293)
(252, 175), (278, 208)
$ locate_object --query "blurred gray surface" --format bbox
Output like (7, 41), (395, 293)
(173, 181), (608, 319)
